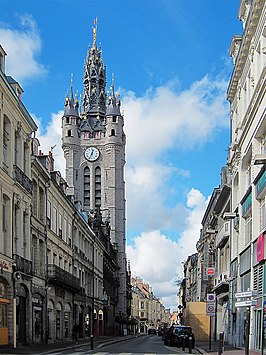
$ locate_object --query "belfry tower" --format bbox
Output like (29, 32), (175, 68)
(61, 20), (126, 315)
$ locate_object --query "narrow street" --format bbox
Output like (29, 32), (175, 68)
(50, 335), (199, 354)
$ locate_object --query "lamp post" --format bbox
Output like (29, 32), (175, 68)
(90, 235), (95, 350)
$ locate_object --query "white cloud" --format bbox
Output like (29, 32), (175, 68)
(32, 111), (65, 175)
(127, 188), (208, 311)
(0, 14), (47, 83)
(123, 76), (229, 165)
(123, 76), (228, 239)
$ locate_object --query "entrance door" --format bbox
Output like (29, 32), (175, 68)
(33, 309), (42, 343)
(16, 296), (27, 345)
(0, 301), (8, 345)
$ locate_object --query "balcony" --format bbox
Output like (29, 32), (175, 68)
(216, 221), (230, 248)
(212, 274), (229, 298)
(13, 165), (32, 193)
(14, 254), (32, 275)
(47, 264), (80, 291)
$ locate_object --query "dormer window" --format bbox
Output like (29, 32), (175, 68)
(66, 117), (70, 124)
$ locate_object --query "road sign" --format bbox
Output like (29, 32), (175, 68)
(206, 302), (216, 316)
(207, 294), (216, 302)
(235, 291), (258, 299)
(235, 300), (257, 307)
(207, 267), (215, 276)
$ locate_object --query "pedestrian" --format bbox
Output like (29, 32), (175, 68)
(73, 322), (79, 344)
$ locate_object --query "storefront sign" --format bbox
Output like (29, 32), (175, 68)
(256, 233), (264, 263)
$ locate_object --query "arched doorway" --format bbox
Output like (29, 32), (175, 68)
(47, 299), (54, 341)
(98, 310), (103, 336)
(64, 303), (71, 339)
(55, 302), (62, 340)
(32, 293), (43, 343)
(16, 283), (28, 345)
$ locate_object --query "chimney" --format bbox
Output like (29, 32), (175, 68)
(0, 45), (6, 73)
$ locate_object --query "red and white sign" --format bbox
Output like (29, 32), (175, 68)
(207, 267), (215, 276)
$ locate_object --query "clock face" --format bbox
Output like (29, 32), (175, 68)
(84, 147), (100, 161)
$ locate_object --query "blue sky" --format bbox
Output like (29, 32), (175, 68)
(1, 0), (242, 310)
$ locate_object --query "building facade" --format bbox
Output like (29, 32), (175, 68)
(227, 0), (266, 350)
(131, 277), (170, 334)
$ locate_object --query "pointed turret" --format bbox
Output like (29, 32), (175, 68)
(82, 18), (106, 118)
(106, 74), (121, 116)
(64, 76), (79, 117)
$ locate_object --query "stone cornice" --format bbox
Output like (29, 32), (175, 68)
(227, 0), (264, 102)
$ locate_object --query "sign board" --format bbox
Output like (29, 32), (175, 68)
(235, 300), (257, 308)
(207, 267), (215, 276)
(235, 291), (258, 299)
(207, 294), (216, 302)
(206, 302), (216, 316)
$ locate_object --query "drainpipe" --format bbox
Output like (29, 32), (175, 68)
(44, 181), (50, 344)
(12, 192), (17, 349)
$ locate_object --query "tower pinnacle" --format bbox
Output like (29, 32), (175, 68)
(92, 18), (98, 49)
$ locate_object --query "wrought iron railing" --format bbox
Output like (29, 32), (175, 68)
(47, 264), (80, 290)
(14, 254), (32, 275)
(13, 165), (32, 193)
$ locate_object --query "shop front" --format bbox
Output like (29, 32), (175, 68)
(32, 293), (43, 343)
(0, 280), (9, 345)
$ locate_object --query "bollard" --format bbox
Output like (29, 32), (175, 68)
(188, 336), (193, 354)
(218, 332), (224, 355)
(182, 336), (186, 351)
(90, 334), (94, 350)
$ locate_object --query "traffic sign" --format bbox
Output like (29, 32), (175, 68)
(235, 291), (258, 299)
(235, 300), (257, 307)
(207, 294), (216, 302)
(207, 267), (215, 276)
(206, 302), (216, 316)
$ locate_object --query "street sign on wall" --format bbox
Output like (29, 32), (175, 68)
(235, 291), (258, 299)
(235, 300), (257, 307)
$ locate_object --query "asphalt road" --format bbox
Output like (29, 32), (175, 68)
(50, 334), (198, 354)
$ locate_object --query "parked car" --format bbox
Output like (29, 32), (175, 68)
(164, 325), (195, 348)
(148, 328), (157, 335)
(161, 326), (170, 340)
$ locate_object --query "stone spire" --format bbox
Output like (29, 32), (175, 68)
(106, 73), (121, 116)
(64, 75), (79, 117)
(82, 18), (106, 118)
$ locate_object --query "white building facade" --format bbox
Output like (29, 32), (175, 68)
(227, 0), (266, 351)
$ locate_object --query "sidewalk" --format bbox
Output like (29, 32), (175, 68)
(196, 340), (261, 355)
(0, 334), (138, 355)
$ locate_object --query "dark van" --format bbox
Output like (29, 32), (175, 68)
(164, 325), (195, 348)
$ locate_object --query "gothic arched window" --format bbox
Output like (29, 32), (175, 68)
(95, 167), (101, 207)
(110, 129), (115, 136)
(84, 167), (90, 206)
